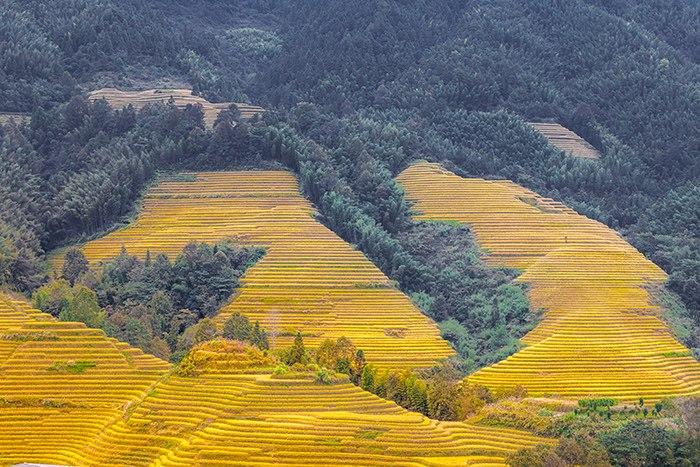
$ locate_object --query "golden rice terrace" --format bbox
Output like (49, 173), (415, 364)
(528, 122), (600, 159)
(57, 171), (454, 371)
(88, 88), (265, 127)
(397, 162), (700, 401)
(0, 295), (549, 466)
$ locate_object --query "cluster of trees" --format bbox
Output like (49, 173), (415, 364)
(398, 221), (535, 369)
(270, 331), (517, 422)
(0, 97), (158, 292)
(509, 398), (700, 467)
(32, 241), (264, 360)
(359, 363), (526, 421)
(222, 312), (270, 351)
(274, 333), (367, 385)
(0, 94), (265, 294)
(272, 0), (697, 180)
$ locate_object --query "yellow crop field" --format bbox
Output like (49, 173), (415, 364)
(55, 171), (454, 371)
(0, 294), (170, 465)
(528, 122), (600, 159)
(398, 162), (700, 401)
(88, 88), (265, 127)
(0, 295), (550, 466)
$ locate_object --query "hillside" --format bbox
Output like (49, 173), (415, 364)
(0, 293), (169, 464)
(398, 162), (700, 401)
(0, 294), (549, 465)
(56, 171), (454, 370)
(1, 0), (698, 465)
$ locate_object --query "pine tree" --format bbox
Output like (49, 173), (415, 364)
(62, 248), (89, 285)
(285, 331), (306, 365)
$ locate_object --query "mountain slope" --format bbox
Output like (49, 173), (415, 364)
(55, 170), (454, 370)
(398, 162), (700, 401)
(0, 296), (550, 466)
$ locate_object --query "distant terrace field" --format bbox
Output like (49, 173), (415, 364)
(0, 112), (30, 125)
(56, 171), (454, 371)
(88, 88), (264, 127)
(398, 162), (700, 401)
(528, 122), (600, 159)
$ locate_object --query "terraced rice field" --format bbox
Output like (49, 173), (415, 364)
(398, 162), (700, 401)
(0, 293), (170, 465)
(88, 88), (265, 127)
(0, 112), (29, 125)
(57, 171), (454, 371)
(529, 122), (600, 159)
(0, 295), (550, 466)
(74, 370), (549, 466)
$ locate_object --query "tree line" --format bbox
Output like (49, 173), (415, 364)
(33, 241), (264, 360)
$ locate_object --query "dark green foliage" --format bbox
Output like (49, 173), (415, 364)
(511, 396), (700, 466)
(0, 94), (266, 294)
(249, 322), (270, 351)
(578, 398), (617, 414)
(222, 312), (269, 351)
(96, 241), (264, 352)
(398, 221), (536, 369)
(283, 331), (308, 365)
(223, 312), (252, 341)
(32, 279), (73, 317)
(263, 0), (698, 332)
(651, 287), (700, 359)
(33, 240), (264, 360)
(62, 248), (89, 285)
(314, 337), (365, 384)
(600, 420), (695, 467)
(0, 0), (284, 110)
(358, 362), (522, 422)
(58, 284), (105, 328)
(32, 280), (105, 328)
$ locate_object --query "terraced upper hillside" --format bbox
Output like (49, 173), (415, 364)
(0, 112), (29, 125)
(57, 171), (454, 371)
(0, 295), (550, 466)
(88, 88), (265, 126)
(528, 122), (600, 160)
(398, 162), (700, 401)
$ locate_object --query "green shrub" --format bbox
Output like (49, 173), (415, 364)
(47, 360), (96, 374)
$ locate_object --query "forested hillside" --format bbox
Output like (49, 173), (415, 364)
(1, 0), (697, 352)
(272, 0), (699, 330)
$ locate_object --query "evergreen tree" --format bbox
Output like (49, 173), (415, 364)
(62, 248), (89, 285)
(59, 285), (105, 328)
(285, 331), (307, 365)
(223, 312), (252, 341)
